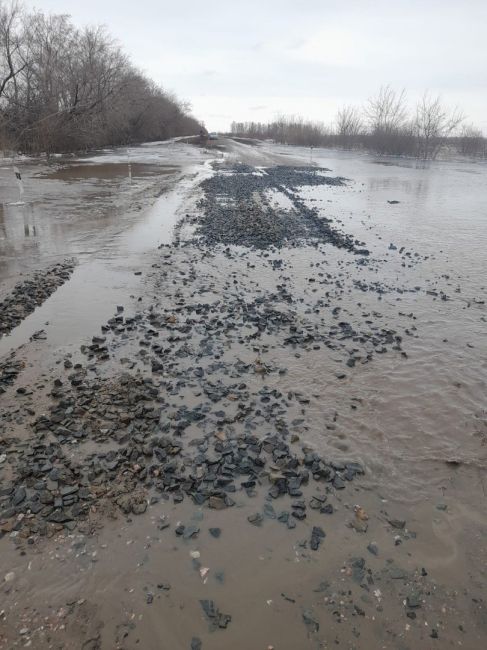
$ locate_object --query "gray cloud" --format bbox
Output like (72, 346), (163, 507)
(30, 0), (487, 131)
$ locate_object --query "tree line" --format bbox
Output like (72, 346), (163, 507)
(231, 87), (486, 159)
(0, 1), (202, 154)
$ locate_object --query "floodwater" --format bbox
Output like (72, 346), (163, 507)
(0, 140), (211, 281)
(0, 141), (213, 356)
(0, 139), (486, 649)
(37, 162), (178, 181)
(267, 145), (487, 492)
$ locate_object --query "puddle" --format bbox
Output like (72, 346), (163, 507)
(38, 162), (179, 181)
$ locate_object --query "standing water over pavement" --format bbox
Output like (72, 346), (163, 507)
(0, 140), (486, 650)
(265, 145), (487, 491)
(0, 141), (213, 355)
(1, 138), (486, 504)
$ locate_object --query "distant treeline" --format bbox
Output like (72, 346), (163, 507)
(231, 87), (486, 159)
(0, 1), (202, 154)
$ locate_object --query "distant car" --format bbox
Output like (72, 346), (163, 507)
(208, 132), (219, 140)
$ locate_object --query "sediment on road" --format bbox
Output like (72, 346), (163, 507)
(0, 260), (76, 338)
(0, 153), (485, 650)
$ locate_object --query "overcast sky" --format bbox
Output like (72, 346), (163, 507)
(28, 0), (487, 132)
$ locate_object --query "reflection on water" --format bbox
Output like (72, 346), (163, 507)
(371, 157), (432, 170)
(24, 222), (37, 237)
(37, 161), (178, 181)
(0, 141), (211, 282)
(0, 203), (5, 238)
(292, 148), (487, 288)
(367, 176), (430, 199)
(0, 159), (213, 357)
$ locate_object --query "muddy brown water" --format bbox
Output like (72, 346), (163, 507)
(0, 140), (486, 649)
(0, 141), (211, 282)
(38, 162), (179, 182)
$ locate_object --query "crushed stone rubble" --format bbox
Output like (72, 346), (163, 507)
(1, 161), (473, 648)
(0, 260), (76, 338)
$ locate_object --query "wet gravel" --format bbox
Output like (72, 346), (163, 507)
(0, 159), (485, 649)
(1, 352), (365, 537)
(0, 168), (413, 538)
(190, 164), (366, 251)
(0, 353), (24, 394)
(0, 260), (76, 337)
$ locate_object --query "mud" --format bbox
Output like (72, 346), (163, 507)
(0, 139), (486, 649)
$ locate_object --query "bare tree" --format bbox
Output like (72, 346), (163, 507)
(231, 98), (478, 160)
(0, 1), (202, 153)
(366, 86), (407, 132)
(0, 1), (25, 100)
(365, 86), (409, 154)
(335, 105), (363, 149)
(458, 124), (485, 158)
(414, 92), (464, 159)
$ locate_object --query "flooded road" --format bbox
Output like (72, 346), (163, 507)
(0, 139), (486, 649)
(0, 141), (213, 355)
(0, 140), (211, 281)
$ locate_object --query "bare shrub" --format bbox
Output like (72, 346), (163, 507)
(414, 92), (464, 159)
(335, 105), (363, 149)
(457, 124), (486, 157)
(231, 117), (334, 148)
